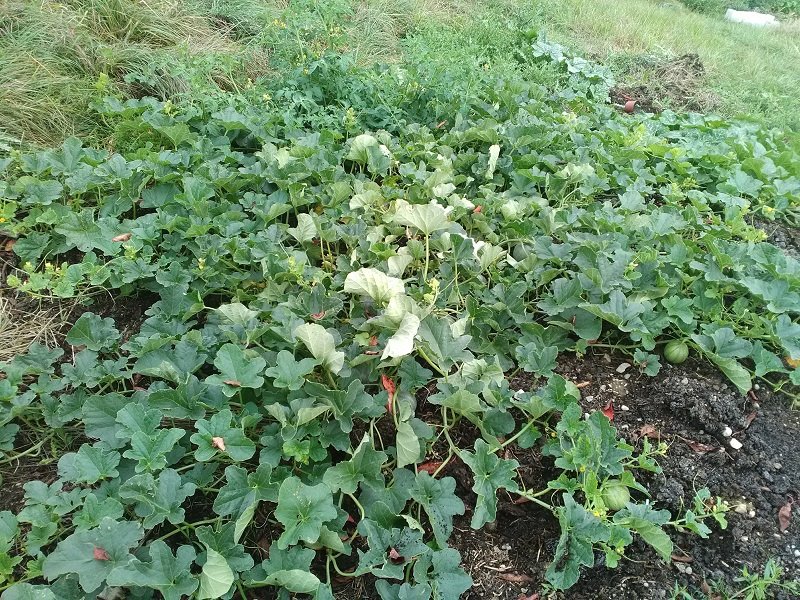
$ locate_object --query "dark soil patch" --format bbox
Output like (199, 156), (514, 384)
(610, 53), (719, 114)
(444, 354), (800, 599)
(755, 218), (800, 259)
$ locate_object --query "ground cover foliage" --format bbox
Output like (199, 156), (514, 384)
(1, 27), (800, 600)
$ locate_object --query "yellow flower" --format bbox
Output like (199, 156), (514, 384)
(0, 216), (6, 223)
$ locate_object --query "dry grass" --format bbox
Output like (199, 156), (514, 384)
(0, 295), (72, 362)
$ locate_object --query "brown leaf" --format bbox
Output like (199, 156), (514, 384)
(685, 439), (716, 454)
(417, 461), (443, 476)
(498, 572), (533, 583)
(388, 548), (403, 564)
(112, 233), (132, 242)
(311, 311), (325, 320)
(473, 205), (482, 214)
(223, 379), (241, 387)
(671, 554), (693, 563)
(575, 380), (591, 389)
(778, 501), (793, 532)
(636, 424), (658, 439)
(93, 546), (111, 561)
(369, 335), (378, 347)
(211, 436), (226, 452)
(601, 400), (614, 421)
(512, 495), (531, 505)
(743, 411), (757, 429)
(3, 239), (15, 252)
(381, 373), (396, 414)
(517, 594), (539, 600)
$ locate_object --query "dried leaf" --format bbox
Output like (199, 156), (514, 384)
(601, 400), (614, 421)
(388, 548), (403, 564)
(743, 412), (757, 429)
(778, 501), (792, 532)
(112, 233), (132, 242)
(311, 311), (326, 320)
(211, 436), (226, 452)
(223, 379), (241, 387)
(381, 373), (396, 414)
(93, 546), (110, 561)
(685, 439), (716, 454)
(498, 572), (533, 583)
(671, 554), (693, 563)
(473, 205), (483, 214)
(518, 594), (539, 600)
(3, 239), (15, 252)
(636, 424), (658, 439)
(786, 356), (800, 369)
(417, 461), (443, 476)
(369, 335), (378, 347)
(512, 495), (531, 505)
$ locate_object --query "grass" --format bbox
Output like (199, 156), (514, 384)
(524, 0), (800, 129)
(1, 0), (799, 147)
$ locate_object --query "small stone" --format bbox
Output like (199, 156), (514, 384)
(754, 383), (761, 390)
(748, 510), (756, 518)
(729, 438), (743, 450)
(501, 543), (511, 551)
(684, 566), (692, 575)
(734, 503), (748, 514)
(681, 377), (689, 385)
(585, 395), (595, 403)
(774, 462), (783, 470)
(675, 562), (689, 574)
(624, 373), (631, 380)
(741, 536), (749, 542)
(794, 550), (800, 558)
(722, 426), (733, 437)
(616, 362), (631, 373)
(621, 405), (630, 411)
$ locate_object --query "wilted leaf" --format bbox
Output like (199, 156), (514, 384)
(778, 500), (792, 532)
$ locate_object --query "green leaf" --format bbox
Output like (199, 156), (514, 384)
(395, 420), (421, 468)
(516, 343), (558, 377)
(264, 350), (318, 390)
(661, 297), (695, 325)
(288, 213), (317, 243)
(411, 548), (472, 600)
(708, 354), (752, 394)
(42, 517), (143, 592)
(65, 313), (119, 351)
(275, 477), (337, 549)
(460, 439), (519, 528)
(383, 313), (421, 360)
(118, 469), (197, 529)
(213, 464), (278, 519)
(205, 343), (266, 396)
(293, 323), (345, 374)
(191, 408), (256, 462)
(197, 547), (234, 600)
(409, 473), (464, 546)
(261, 569), (321, 593)
(376, 581), (432, 600)
(0, 584), (57, 600)
(393, 201), (451, 235)
(613, 502), (672, 560)
(545, 494), (609, 590)
(107, 541), (198, 600)
(344, 268), (406, 305)
(356, 519), (429, 579)
(122, 428), (186, 472)
(323, 435), (387, 494)
(416, 316), (473, 370)
(57, 443), (120, 484)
